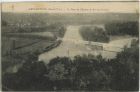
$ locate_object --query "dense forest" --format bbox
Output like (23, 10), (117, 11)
(105, 21), (139, 36)
(2, 39), (139, 91)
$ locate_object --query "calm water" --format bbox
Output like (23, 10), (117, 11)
(39, 25), (136, 63)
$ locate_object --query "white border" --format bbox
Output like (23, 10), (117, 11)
(1, 0), (139, 2)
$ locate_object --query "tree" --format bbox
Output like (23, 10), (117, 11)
(79, 26), (109, 43)
(111, 43), (139, 91)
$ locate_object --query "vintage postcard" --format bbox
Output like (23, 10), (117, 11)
(1, 1), (139, 91)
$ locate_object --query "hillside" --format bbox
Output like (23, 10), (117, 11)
(2, 12), (138, 26)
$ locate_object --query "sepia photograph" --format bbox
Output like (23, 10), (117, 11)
(1, 1), (139, 91)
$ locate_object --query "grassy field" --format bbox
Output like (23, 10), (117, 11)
(2, 37), (40, 55)
(2, 36), (54, 55)
(13, 40), (54, 55)
(2, 34), (56, 74)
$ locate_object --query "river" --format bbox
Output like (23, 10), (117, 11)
(39, 25), (136, 63)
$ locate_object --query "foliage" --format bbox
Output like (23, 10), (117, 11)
(2, 40), (139, 91)
(105, 21), (138, 36)
(111, 39), (139, 90)
(79, 26), (110, 43)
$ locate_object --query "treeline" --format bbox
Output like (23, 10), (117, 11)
(2, 40), (139, 91)
(79, 21), (138, 43)
(105, 21), (139, 36)
(79, 26), (109, 43)
(2, 13), (138, 26)
(2, 22), (66, 39)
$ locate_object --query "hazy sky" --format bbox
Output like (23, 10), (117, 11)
(2, 2), (139, 13)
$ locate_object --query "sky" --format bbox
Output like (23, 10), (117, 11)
(2, 2), (139, 13)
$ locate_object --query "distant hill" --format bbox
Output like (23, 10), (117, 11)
(2, 12), (138, 26)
